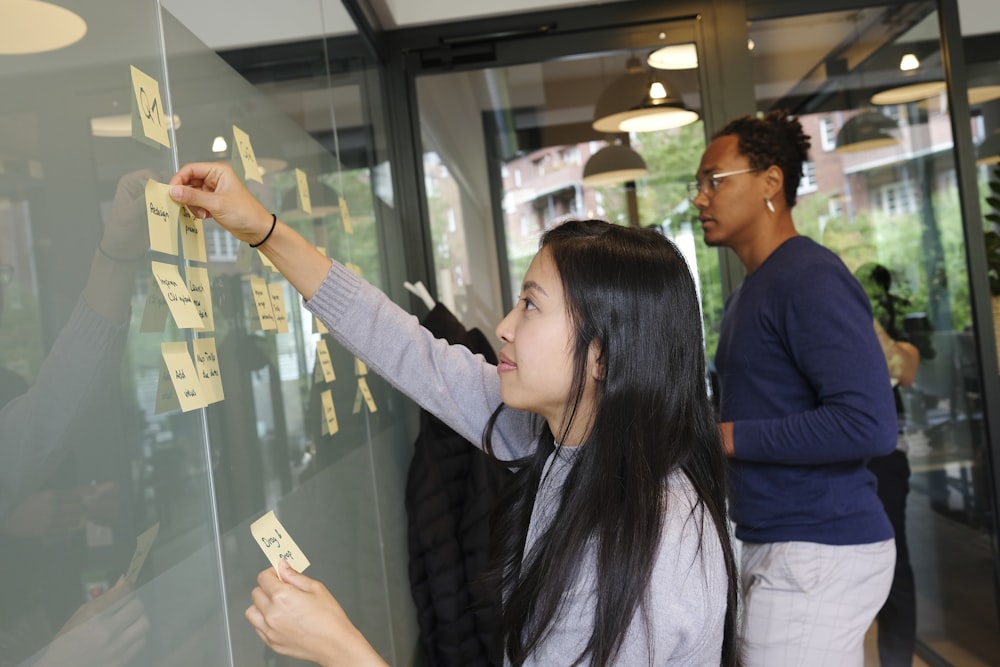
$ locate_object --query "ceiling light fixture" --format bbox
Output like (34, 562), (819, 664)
(212, 136), (228, 153)
(899, 53), (920, 71)
(592, 56), (699, 133)
(646, 43), (698, 70)
(0, 1), (87, 55)
(871, 80), (946, 105)
(582, 143), (648, 186)
(834, 111), (900, 153)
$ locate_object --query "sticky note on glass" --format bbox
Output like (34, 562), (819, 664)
(130, 65), (170, 149)
(355, 358), (368, 376)
(313, 316), (328, 334)
(356, 377), (377, 413)
(145, 180), (180, 256)
(151, 261), (204, 329)
(258, 249), (276, 271)
(295, 168), (312, 214)
(180, 206), (207, 263)
(268, 283), (289, 333)
(250, 510), (310, 578)
(124, 522), (160, 585)
(320, 389), (339, 436)
(232, 125), (263, 184)
(316, 339), (335, 382)
(140, 282), (170, 333)
(161, 341), (207, 412)
(186, 266), (215, 332)
(249, 276), (277, 330)
(338, 196), (353, 234)
(154, 362), (180, 414)
(345, 262), (362, 277)
(193, 337), (224, 405)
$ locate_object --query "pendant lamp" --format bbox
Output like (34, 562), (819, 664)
(592, 57), (698, 134)
(582, 143), (648, 186)
(834, 111), (900, 153)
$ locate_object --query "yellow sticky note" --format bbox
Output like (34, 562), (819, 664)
(151, 262), (204, 329)
(145, 180), (180, 256)
(338, 196), (353, 234)
(161, 341), (207, 412)
(232, 125), (263, 183)
(154, 362), (181, 414)
(358, 377), (377, 413)
(268, 283), (289, 333)
(130, 65), (170, 149)
(180, 206), (207, 263)
(258, 250), (276, 271)
(313, 316), (328, 334)
(320, 389), (339, 436)
(140, 281), (170, 333)
(193, 337), (224, 404)
(344, 262), (362, 277)
(316, 339), (336, 382)
(355, 358), (368, 376)
(295, 168), (312, 214)
(352, 384), (363, 414)
(250, 511), (310, 578)
(186, 266), (215, 332)
(249, 277), (277, 330)
(124, 522), (159, 585)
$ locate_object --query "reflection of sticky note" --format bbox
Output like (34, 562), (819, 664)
(358, 377), (377, 413)
(151, 262), (204, 329)
(180, 206), (207, 263)
(338, 196), (353, 234)
(232, 125), (262, 183)
(320, 389), (338, 436)
(186, 266), (215, 332)
(249, 277), (277, 330)
(130, 65), (170, 149)
(124, 522), (160, 585)
(316, 339), (335, 382)
(161, 341), (207, 412)
(236, 242), (255, 272)
(268, 283), (289, 333)
(313, 316), (328, 334)
(154, 362), (180, 414)
(193, 337), (224, 404)
(355, 358), (368, 376)
(145, 180), (180, 256)
(250, 511), (310, 578)
(140, 282), (170, 333)
(295, 168), (312, 214)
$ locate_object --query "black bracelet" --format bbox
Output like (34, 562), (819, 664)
(249, 213), (277, 248)
(98, 242), (145, 263)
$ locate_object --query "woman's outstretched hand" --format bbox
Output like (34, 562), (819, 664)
(169, 162), (272, 246)
(245, 560), (387, 667)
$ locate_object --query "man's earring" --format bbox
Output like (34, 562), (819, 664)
(765, 198), (776, 213)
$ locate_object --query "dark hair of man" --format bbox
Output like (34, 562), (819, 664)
(483, 219), (739, 666)
(715, 109), (811, 208)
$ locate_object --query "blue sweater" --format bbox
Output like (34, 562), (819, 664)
(715, 236), (897, 545)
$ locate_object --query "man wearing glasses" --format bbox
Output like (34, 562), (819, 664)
(692, 110), (898, 666)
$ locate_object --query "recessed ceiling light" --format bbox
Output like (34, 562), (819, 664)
(0, 1), (87, 55)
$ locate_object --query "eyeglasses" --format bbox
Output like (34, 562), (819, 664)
(687, 168), (758, 201)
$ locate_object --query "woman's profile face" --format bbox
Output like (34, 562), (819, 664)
(494, 246), (598, 444)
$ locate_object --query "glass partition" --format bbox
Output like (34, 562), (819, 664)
(415, 20), (725, 359)
(0, 1), (417, 665)
(748, 4), (999, 663)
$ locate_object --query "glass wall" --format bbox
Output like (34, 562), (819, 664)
(0, 1), (418, 665)
(747, 3), (999, 663)
(414, 20), (725, 358)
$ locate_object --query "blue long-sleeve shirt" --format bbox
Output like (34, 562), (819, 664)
(715, 236), (897, 545)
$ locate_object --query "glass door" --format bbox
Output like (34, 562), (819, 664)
(413, 19), (725, 359)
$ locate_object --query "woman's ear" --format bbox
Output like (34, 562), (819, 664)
(588, 340), (606, 382)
